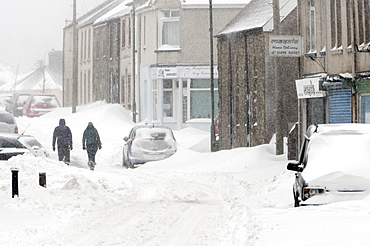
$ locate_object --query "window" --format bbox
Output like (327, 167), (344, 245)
(159, 10), (180, 48)
(88, 29), (91, 60)
(163, 79), (173, 117)
(309, 0), (316, 52)
(122, 20), (126, 48)
(330, 0), (342, 50)
(190, 79), (219, 119)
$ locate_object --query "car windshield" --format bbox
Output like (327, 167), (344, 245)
(303, 131), (370, 180)
(18, 136), (43, 149)
(0, 113), (14, 124)
(0, 138), (24, 148)
(136, 128), (173, 140)
(17, 95), (29, 105)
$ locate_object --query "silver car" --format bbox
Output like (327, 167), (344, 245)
(123, 125), (177, 168)
(0, 110), (18, 134)
(0, 133), (50, 160)
(287, 124), (370, 206)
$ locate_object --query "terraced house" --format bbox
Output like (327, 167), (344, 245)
(63, 0), (250, 131)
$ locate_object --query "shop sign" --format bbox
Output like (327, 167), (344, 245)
(178, 66), (218, 79)
(269, 35), (302, 57)
(151, 67), (178, 79)
(295, 77), (325, 99)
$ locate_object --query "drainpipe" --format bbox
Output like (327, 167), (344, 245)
(350, 0), (357, 122)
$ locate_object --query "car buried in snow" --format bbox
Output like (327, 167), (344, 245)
(0, 133), (49, 160)
(287, 123), (370, 207)
(122, 125), (177, 168)
(22, 94), (60, 117)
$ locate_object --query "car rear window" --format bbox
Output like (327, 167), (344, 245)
(136, 128), (174, 140)
(0, 114), (14, 124)
(31, 96), (60, 107)
(0, 138), (24, 148)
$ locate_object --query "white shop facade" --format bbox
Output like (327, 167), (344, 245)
(140, 65), (218, 131)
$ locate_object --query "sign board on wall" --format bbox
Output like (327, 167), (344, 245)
(295, 77), (325, 99)
(269, 35), (302, 57)
(151, 67), (178, 79)
(151, 66), (218, 79)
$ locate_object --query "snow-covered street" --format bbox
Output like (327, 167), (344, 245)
(1, 102), (370, 245)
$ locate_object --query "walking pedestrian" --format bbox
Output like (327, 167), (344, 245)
(82, 122), (102, 170)
(52, 118), (73, 165)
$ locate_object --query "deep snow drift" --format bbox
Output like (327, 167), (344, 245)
(0, 101), (370, 245)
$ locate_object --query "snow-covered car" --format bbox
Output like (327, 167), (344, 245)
(287, 123), (370, 207)
(22, 94), (60, 117)
(0, 133), (49, 160)
(0, 110), (18, 134)
(5, 93), (31, 117)
(122, 125), (177, 168)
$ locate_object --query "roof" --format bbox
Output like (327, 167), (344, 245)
(217, 0), (296, 36)
(182, 0), (251, 8)
(94, 0), (132, 25)
(0, 66), (62, 92)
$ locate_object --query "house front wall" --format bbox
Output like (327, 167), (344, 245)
(78, 25), (94, 105)
(298, 0), (370, 136)
(63, 26), (74, 107)
(136, 0), (248, 131)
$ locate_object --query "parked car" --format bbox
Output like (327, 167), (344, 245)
(0, 133), (50, 160)
(0, 94), (12, 110)
(5, 93), (30, 117)
(123, 125), (177, 168)
(22, 94), (60, 117)
(287, 123), (370, 207)
(0, 110), (18, 134)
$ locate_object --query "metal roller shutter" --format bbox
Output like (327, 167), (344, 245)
(328, 89), (352, 123)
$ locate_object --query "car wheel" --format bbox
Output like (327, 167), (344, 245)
(294, 191), (300, 207)
(127, 154), (134, 169)
(122, 151), (128, 168)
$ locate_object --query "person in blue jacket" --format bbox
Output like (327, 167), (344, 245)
(52, 118), (73, 165)
(82, 122), (102, 170)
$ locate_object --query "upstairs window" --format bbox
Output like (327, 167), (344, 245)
(309, 0), (316, 52)
(159, 10), (180, 49)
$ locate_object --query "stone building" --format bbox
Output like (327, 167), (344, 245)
(297, 0), (370, 138)
(216, 0), (299, 149)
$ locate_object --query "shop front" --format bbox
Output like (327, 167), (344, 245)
(140, 66), (218, 131)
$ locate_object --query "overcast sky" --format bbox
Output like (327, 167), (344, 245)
(0, 0), (104, 74)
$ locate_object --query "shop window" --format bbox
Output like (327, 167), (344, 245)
(360, 95), (370, 123)
(307, 98), (326, 126)
(190, 79), (218, 119)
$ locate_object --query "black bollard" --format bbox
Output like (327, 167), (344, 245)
(11, 168), (19, 198)
(39, 172), (46, 188)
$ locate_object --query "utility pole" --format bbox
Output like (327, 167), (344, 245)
(72, 0), (78, 113)
(209, 0), (216, 152)
(273, 0), (284, 155)
(132, 1), (137, 123)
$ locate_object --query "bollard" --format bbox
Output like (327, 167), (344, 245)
(11, 168), (19, 198)
(39, 172), (46, 188)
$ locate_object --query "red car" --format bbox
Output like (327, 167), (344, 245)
(22, 94), (60, 117)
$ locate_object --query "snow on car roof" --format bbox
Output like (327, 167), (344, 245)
(303, 124), (370, 182)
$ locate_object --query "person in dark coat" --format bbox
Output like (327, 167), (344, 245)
(52, 118), (73, 165)
(82, 122), (101, 169)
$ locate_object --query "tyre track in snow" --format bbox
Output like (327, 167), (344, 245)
(54, 169), (251, 245)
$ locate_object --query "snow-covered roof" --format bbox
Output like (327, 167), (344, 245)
(94, 0), (132, 25)
(217, 0), (296, 36)
(182, 0), (251, 8)
(0, 67), (62, 92)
